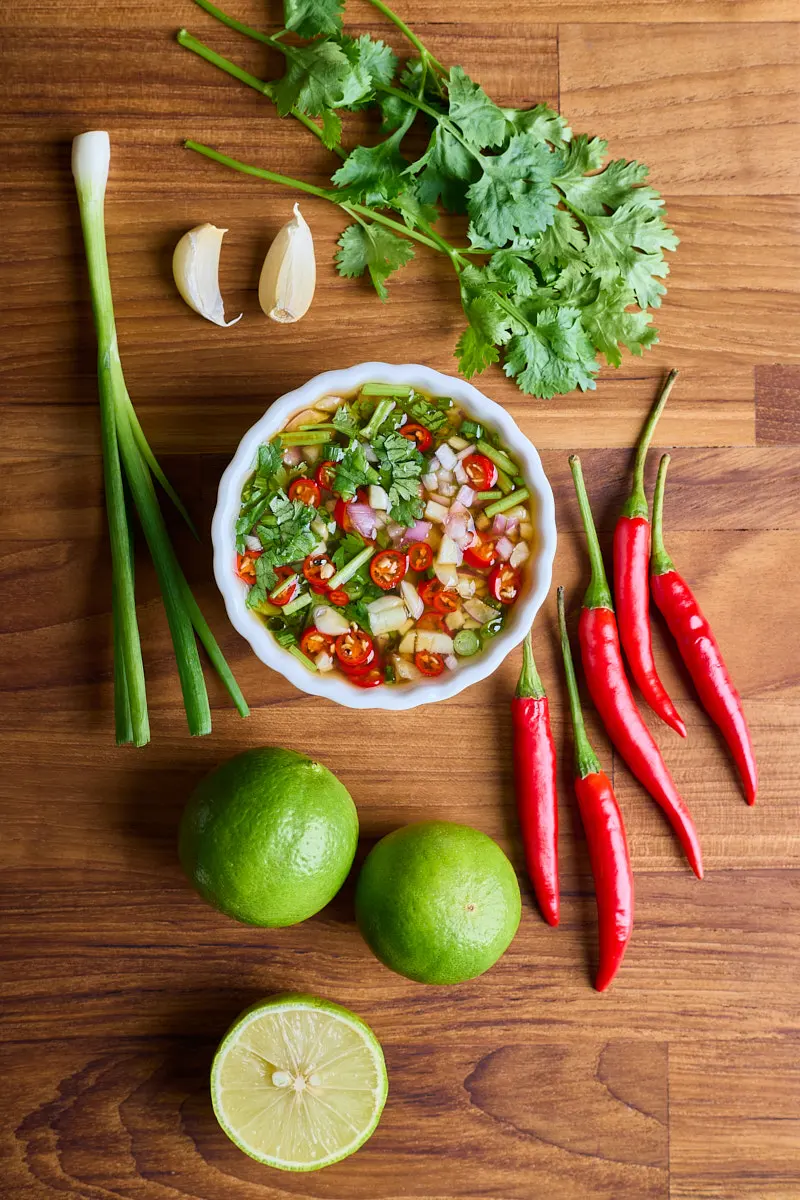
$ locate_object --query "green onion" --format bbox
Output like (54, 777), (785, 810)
(282, 592), (314, 616)
(288, 645), (317, 671)
(298, 422), (338, 431)
(485, 488), (531, 518)
(326, 544), (375, 590)
(475, 489), (502, 502)
(269, 572), (298, 601)
(72, 131), (248, 744)
(496, 469), (514, 495)
(360, 382), (413, 398)
(361, 398), (396, 441)
(477, 439), (518, 478)
(278, 430), (330, 447)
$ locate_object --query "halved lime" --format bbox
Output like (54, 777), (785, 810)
(211, 994), (388, 1172)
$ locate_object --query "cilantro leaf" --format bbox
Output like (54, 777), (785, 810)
(502, 103), (572, 148)
(273, 41), (369, 117)
(467, 134), (560, 249)
(405, 391), (449, 432)
(557, 154), (661, 217)
(284, 0), (344, 38)
(344, 34), (398, 94)
(580, 279), (660, 368)
(487, 250), (541, 299)
(456, 324), (500, 378)
(335, 223), (415, 301)
(332, 404), (359, 437)
(255, 440), (281, 486)
(332, 116), (413, 203)
(332, 531), (367, 569)
(373, 431), (425, 525)
(447, 66), (507, 150)
(503, 308), (599, 399)
(412, 125), (480, 214)
(333, 439), (380, 499)
(321, 108), (343, 151)
(528, 209), (588, 273)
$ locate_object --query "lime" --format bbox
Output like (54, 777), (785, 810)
(355, 820), (521, 985)
(211, 993), (388, 1171)
(179, 747), (358, 927)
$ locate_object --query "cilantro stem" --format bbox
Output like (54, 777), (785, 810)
(189, 0), (288, 54)
(363, 0), (446, 73)
(177, 29), (347, 158)
(183, 140), (447, 255)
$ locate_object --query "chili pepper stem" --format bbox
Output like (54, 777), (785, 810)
(569, 456), (614, 611)
(622, 369), (679, 519)
(515, 630), (546, 699)
(651, 454), (676, 576)
(557, 588), (601, 779)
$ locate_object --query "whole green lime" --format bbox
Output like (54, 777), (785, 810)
(179, 747), (358, 927)
(355, 821), (521, 985)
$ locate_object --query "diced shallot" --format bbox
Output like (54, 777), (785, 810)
(436, 443), (458, 471)
(496, 535), (514, 561)
(422, 473), (439, 491)
(438, 482), (457, 498)
(455, 444), (476, 460)
(244, 534), (262, 552)
(315, 651), (334, 673)
(404, 520), (431, 543)
(456, 485), (475, 507)
(347, 503), (378, 539)
(454, 462), (468, 485)
(491, 513), (508, 536)
(445, 503), (476, 548)
(444, 654), (458, 671)
(369, 484), (389, 510)
(282, 445), (303, 467)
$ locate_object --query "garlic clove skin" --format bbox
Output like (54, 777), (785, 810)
(259, 203), (316, 324)
(172, 223), (242, 328)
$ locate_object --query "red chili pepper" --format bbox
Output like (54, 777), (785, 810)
(236, 550), (261, 582)
(335, 628), (374, 669)
(349, 666), (384, 688)
(415, 650), (445, 677)
(369, 549), (408, 590)
(557, 587), (633, 991)
(463, 533), (498, 570)
(650, 455), (758, 805)
(302, 552), (335, 589)
(300, 627), (333, 658)
(614, 369), (686, 738)
(408, 542), (433, 572)
(416, 611), (448, 633)
(288, 476), (321, 508)
(399, 422), (433, 452)
(569, 455), (703, 879)
(462, 453), (498, 490)
(432, 589), (459, 615)
(511, 628), (559, 927)
(315, 460), (337, 491)
(327, 588), (350, 607)
(489, 562), (521, 605)
(269, 566), (300, 607)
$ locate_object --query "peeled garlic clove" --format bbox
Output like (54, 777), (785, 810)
(259, 203), (316, 323)
(172, 223), (242, 327)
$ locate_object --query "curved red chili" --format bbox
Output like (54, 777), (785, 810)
(650, 454), (758, 805)
(570, 455), (703, 879)
(512, 629), (559, 926)
(558, 587), (633, 991)
(614, 369), (686, 738)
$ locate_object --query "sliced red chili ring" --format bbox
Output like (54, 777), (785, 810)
(408, 542), (434, 572)
(432, 590), (460, 614)
(348, 666), (384, 688)
(334, 628), (374, 669)
(415, 650), (445, 677)
(399, 422), (433, 453)
(315, 460), (337, 491)
(416, 611), (448, 633)
(236, 550), (261, 582)
(489, 562), (522, 605)
(327, 588), (350, 607)
(270, 566), (300, 607)
(463, 533), (498, 570)
(302, 552), (335, 589)
(300, 627), (333, 658)
(462, 453), (498, 490)
(288, 476), (321, 507)
(417, 578), (443, 608)
(369, 549), (408, 591)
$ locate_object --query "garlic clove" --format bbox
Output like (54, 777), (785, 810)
(259, 203), (316, 324)
(172, 223), (242, 327)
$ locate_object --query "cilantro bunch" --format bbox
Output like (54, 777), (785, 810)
(180, 0), (677, 399)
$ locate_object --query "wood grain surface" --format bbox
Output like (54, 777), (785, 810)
(2, 1), (800, 1196)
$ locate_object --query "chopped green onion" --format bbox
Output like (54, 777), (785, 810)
(326, 544), (375, 591)
(461, 419), (483, 440)
(477, 439), (518, 478)
(278, 430), (330, 447)
(513, 475), (526, 488)
(282, 592), (313, 616)
(496, 469), (514, 495)
(485, 488), (531, 518)
(453, 629), (480, 657)
(475, 489), (502, 502)
(288, 645), (317, 671)
(299, 422), (338, 430)
(361, 398), (396, 441)
(360, 382), (413, 398)
(269, 572), (298, 601)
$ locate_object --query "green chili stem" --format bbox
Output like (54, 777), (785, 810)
(569, 456), (613, 611)
(515, 629), (546, 699)
(622, 368), (679, 519)
(650, 454), (676, 577)
(558, 586), (601, 779)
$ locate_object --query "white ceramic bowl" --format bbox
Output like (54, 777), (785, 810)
(212, 362), (556, 710)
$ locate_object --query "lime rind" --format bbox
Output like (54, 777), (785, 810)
(211, 994), (388, 1172)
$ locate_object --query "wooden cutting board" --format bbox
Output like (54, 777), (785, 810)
(2, 1), (800, 1196)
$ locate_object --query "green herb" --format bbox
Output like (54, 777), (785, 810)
(72, 131), (248, 746)
(333, 438), (380, 499)
(485, 487), (530, 518)
(327, 542), (376, 590)
(180, 0), (677, 399)
(405, 391), (449, 433)
(373, 430), (425, 524)
(332, 531), (368, 569)
(252, 491), (319, 587)
(332, 403), (359, 437)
